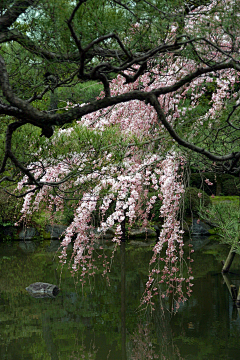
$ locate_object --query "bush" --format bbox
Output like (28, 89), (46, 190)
(190, 172), (239, 196)
(199, 202), (240, 253)
(190, 172), (215, 194)
(222, 179), (239, 196)
(0, 189), (23, 226)
(183, 187), (211, 215)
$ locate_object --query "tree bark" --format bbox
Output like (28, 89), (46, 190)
(222, 246), (236, 273)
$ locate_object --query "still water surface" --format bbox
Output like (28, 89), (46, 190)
(1, 238), (240, 359)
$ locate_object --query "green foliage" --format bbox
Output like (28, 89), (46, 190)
(189, 172), (215, 194)
(36, 122), (132, 170)
(190, 172), (240, 196)
(200, 202), (240, 253)
(0, 77), (103, 187)
(57, 81), (103, 107)
(62, 204), (75, 225)
(0, 189), (23, 226)
(0, 120), (44, 184)
(211, 196), (239, 204)
(222, 179), (240, 196)
(183, 187), (211, 215)
(7, 121), (136, 228)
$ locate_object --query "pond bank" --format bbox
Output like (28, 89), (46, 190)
(0, 216), (213, 243)
(0, 223), (159, 243)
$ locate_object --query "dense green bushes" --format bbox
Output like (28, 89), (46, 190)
(0, 189), (23, 226)
(183, 187), (211, 215)
(190, 172), (240, 196)
(200, 201), (240, 253)
(222, 179), (239, 196)
(149, 186), (211, 220)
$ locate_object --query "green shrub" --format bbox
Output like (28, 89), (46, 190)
(222, 179), (239, 196)
(190, 172), (216, 195)
(0, 189), (23, 226)
(190, 172), (239, 196)
(183, 187), (211, 215)
(200, 202), (240, 253)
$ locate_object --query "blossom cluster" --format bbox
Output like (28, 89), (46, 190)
(141, 156), (194, 310)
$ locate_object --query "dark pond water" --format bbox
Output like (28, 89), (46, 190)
(1, 237), (240, 359)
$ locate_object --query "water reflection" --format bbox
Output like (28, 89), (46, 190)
(121, 241), (127, 360)
(0, 238), (240, 359)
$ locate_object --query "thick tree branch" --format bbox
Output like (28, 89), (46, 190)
(148, 93), (240, 163)
(0, 29), (127, 63)
(152, 61), (240, 97)
(84, 33), (132, 60)
(0, 100), (24, 117)
(226, 103), (240, 130)
(121, 62), (148, 84)
(3, 121), (43, 188)
(1, 50), (240, 132)
(0, 28), (193, 69)
(67, 1), (87, 54)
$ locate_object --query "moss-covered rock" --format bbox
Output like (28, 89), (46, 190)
(128, 227), (157, 240)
